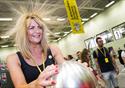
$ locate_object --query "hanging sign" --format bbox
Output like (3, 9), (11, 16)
(64, 0), (84, 33)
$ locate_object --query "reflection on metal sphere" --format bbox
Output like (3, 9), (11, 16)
(54, 61), (97, 88)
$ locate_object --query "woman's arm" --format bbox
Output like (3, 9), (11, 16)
(6, 54), (58, 88)
(109, 51), (119, 74)
(7, 54), (30, 88)
(49, 45), (65, 64)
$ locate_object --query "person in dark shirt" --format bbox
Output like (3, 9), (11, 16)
(93, 37), (119, 88)
(6, 1), (65, 88)
(117, 48), (124, 66)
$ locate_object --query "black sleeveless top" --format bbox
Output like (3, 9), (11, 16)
(16, 48), (55, 83)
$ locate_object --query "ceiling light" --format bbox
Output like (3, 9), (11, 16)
(82, 18), (89, 21)
(64, 32), (70, 34)
(70, 30), (72, 32)
(13, 44), (17, 47)
(63, 34), (67, 36)
(42, 18), (51, 21)
(57, 18), (66, 21)
(52, 40), (58, 42)
(90, 13), (98, 18)
(0, 36), (10, 38)
(105, 1), (115, 8)
(1, 45), (9, 48)
(57, 38), (61, 41)
(82, 22), (84, 24)
(55, 32), (61, 34)
(0, 18), (13, 21)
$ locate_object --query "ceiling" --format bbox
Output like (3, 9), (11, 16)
(0, 0), (118, 48)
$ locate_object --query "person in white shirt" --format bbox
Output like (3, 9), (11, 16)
(121, 50), (125, 67)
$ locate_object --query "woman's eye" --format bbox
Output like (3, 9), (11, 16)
(38, 26), (43, 29)
(29, 26), (35, 30)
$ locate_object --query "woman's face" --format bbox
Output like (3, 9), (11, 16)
(86, 52), (91, 60)
(27, 19), (43, 44)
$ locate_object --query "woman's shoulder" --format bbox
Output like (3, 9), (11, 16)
(7, 53), (17, 60)
(49, 44), (61, 52)
(6, 53), (20, 66)
(48, 44), (63, 57)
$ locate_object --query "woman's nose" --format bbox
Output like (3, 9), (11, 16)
(35, 27), (41, 32)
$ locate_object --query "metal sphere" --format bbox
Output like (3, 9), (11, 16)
(53, 61), (97, 88)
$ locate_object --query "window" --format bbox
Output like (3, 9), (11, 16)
(96, 30), (114, 44)
(112, 22), (125, 40)
(84, 37), (96, 48)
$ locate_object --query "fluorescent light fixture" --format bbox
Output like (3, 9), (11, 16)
(0, 36), (10, 38)
(57, 38), (61, 41)
(53, 39), (59, 42)
(0, 18), (13, 21)
(64, 32), (70, 34)
(90, 13), (98, 18)
(82, 18), (89, 21)
(63, 34), (67, 36)
(42, 18), (51, 21)
(13, 44), (17, 47)
(57, 18), (66, 21)
(55, 32), (61, 34)
(105, 1), (115, 7)
(1, 45), (9, 48)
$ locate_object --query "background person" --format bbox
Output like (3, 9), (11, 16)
(93, 37), (119, 88)
(117, 48), (124, 66)
(76, 51), (81, 61)
(121, 45), (125, 67)
(80, 48), (105, 88)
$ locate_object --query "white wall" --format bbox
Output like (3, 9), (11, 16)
(0, 47), (17, 62)
(57, 0), (125, 56)
(1, 1), (125, 59)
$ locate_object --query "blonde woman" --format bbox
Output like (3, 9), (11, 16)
(6, 6), (65, 88)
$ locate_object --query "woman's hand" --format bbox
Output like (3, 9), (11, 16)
(115, 67), (119, 74)
(36, 64), (58, 88)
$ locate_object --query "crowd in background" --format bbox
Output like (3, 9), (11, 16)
(63, 37), (125, 88)
(1, 36), (125, 88)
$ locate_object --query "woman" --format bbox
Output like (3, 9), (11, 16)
(109, 47), (119, 74)
(80, 48), (106, 88)
(109, 47), (117, 59)
(6, 11), (65, 88)
(79, 48), (91, 66)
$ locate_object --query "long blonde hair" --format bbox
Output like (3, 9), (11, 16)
(16, 13), (49, 59)
(6, 12), (49, 60)
(5, 0), (62, 59)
